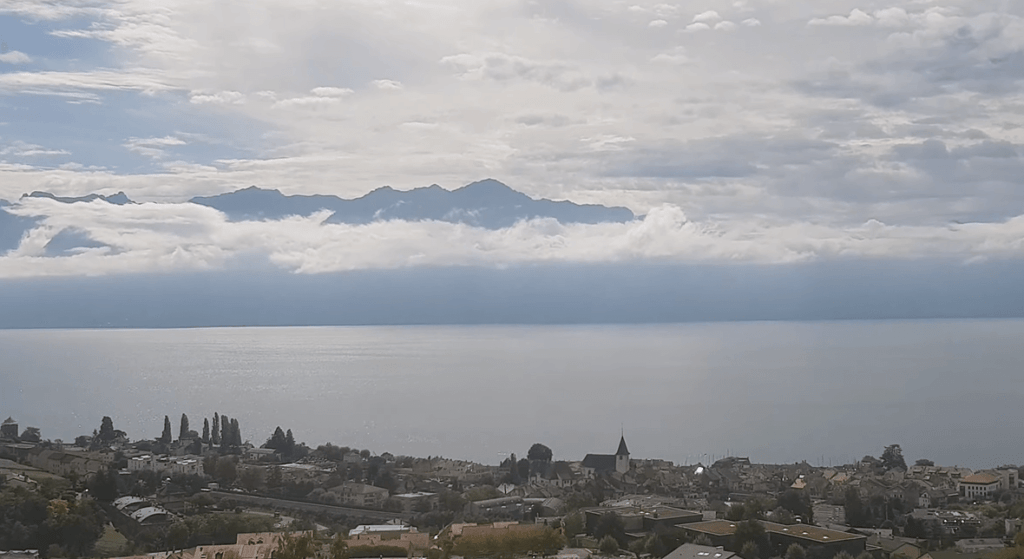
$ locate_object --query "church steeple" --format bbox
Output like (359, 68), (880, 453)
(616, 435), (629, 457)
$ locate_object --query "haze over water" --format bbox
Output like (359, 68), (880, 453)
(2, 320), (1021, 470)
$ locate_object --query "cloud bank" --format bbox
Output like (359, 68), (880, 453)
(1, 196), (1023, 279)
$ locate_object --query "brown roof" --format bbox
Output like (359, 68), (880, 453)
(961, 473), (1001, 485)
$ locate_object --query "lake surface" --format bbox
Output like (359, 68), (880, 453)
(1, 320), (1022, 470)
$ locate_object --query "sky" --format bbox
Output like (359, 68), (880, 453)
(2, 0), (1024, 278)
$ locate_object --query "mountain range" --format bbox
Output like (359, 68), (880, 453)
(0, 179), (635, 254)
(190, 179), (634, 227)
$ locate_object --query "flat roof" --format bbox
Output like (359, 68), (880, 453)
(680, 520), (866, 544)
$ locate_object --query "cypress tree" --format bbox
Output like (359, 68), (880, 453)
(220, 415), (230, 448)
(231, 418), (241, 446)
(202, 418), (210, 443)
(161, 415), (172, 444)
(179, 413), (189, 441)
(211, 413), (220, 445)
(285, 429), (295, 457)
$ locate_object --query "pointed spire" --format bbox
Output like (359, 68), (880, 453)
(617, 434), (629, 456)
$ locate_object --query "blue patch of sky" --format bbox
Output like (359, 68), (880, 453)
(0, 14), (119, 71)
(1, 89), (272, 174)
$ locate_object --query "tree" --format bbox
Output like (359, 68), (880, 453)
(211, 413), (221, 445)
(595, 512), (627, 546)
(517, 458), (530, 481)
(267, 466), (283, 489)
(19, 427), (40, 443)
(599, 535), (620, 555)
(266, 427), (287, 451)
(215, 456), (237, 484)
(98, 416), (115, 442)
(285, 429), (296, 456)
(202, 418), (210, 444)
(778, 489), (814, 523)
(881, 444), (907, 471)
(785, 544), (806, 559)
(231, 418), (241, 446)
(741, 542), (760, 559)
(844, 487), (868, 527)
(733, 520), (768, 558)
(88, 468), (119, 502)
(330, 534), (350, 559)
(528, 443), (553, 462)
(915, 459), (934, 467)
(179, 414), (189, 441)
(563, 512), (585, 538)
(276, 532), (317, 559)
(220, 414), (230, 448)
(239, 467), (264, 492)
(161, 415), (172, 444)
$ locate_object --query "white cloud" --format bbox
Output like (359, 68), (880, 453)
(0, 50), (32, 64)
(692, 10), (722, 24)
(649, 19), (668, 28)
(3, 198), (1024, 279)
(714, 21), (738, 31)
(189, 90), (244, 104)
(741, 18), (761, 27)
(372, 79), (403, 90)
(808, 9), (875, 27)
(123, 136), (186, 158)
(0, 140), (69, 157)
(684, 22), (711, 32)
(310, 86), (354, 97)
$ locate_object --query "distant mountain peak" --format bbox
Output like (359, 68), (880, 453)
(21, 191), (135, 205)
(189, 179), (635, 228)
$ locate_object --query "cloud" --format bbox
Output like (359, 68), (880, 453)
(372, 79), (403, 90)
(692, 11), (722, 24)
(714, 21), (738, 32)
(741, 18), (761, 27)
(649, 19), (668, 28)
(0, 140), (70, 157)
(189, 91), (245, 104)
(3, 197), (1024, 279)
(808, 9), (874, 27)
(310, 86), (354, 97)
(123, 136), (187, 158)
(0, 50), (32, 64)
(684, 22), (711, 33)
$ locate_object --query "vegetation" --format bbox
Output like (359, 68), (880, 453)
(452, 527), (565, 558)
(0, 486), (106, 557)
(598, 535), (620, 555)
(881, 444), (908, 471)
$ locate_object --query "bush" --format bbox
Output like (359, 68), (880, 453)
(599, 535), (620, 555)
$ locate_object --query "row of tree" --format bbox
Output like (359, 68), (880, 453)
(156, 412), (243, 448)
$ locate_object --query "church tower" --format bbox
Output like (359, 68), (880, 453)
(615, 434), (630, 474)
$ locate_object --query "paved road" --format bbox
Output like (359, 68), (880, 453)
(209, 491), (412, 521)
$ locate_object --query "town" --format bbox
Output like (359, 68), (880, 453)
(2, 414), (1023, 559)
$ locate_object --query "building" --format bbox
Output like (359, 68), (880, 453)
(584, 505), (703, 538)
(127, 454), (203, 476)
(582, 436), (631, 477)
(664, 543), (738, 559)
(186, 531), (311, 559)
(465, 496), (526, 518)
(679, 520), (867, 559)
(1, 417), (18, 440)
(331, 482), (390, 509)
(345, 525), (429, 553)
(391, 491), (439, 514)
(958, 473), (1002, 500)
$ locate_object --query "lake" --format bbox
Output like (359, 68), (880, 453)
(1, 320), (1022, 469)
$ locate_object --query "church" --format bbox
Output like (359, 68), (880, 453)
(581, 435), (630, 477)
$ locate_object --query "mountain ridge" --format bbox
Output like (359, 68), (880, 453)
(190, 178), (635, 228)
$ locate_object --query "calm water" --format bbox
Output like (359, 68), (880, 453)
(1, 321), (1022, 470)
